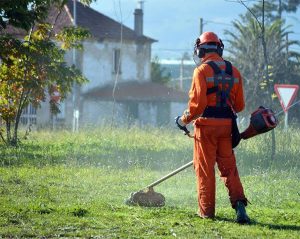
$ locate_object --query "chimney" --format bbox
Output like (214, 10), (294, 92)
(134, 1), (144, 36)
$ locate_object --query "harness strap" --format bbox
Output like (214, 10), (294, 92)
(224, 60), (232, 75)
(206, 86), (218, 95)
(205, 60), (234, 107)
(206, 61), (221, 75)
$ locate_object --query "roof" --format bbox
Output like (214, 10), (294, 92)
(82, 81), (188, 102)
(2, 1), (157, 43)
(66, 1), (156, 43)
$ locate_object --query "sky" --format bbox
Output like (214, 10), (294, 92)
(90, 0), (300, 60)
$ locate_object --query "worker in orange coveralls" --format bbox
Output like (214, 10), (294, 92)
(175, 31), (250, 224)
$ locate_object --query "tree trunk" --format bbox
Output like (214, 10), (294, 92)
(6, 121), (11, 145)
(11, 89), (28, 146)
(278, 0), (282, 18)
(262, 0), (276, 162)
(12, 114), (21, 146)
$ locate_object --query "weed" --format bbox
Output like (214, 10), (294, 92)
(71, 207), (89, 217)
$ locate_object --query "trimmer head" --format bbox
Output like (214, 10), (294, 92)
(125, 187), (165, 207)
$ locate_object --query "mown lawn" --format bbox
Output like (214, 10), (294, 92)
(0, 127), (299, 238)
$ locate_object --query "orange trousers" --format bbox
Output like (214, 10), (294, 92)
(193, 118), (247, 218)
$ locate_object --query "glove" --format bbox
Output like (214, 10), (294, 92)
(175, 116), (190, 135)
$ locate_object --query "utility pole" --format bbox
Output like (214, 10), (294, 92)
(179, 52), (190, 91)
(286, 33), (289, 66)
(180, 58), (184, 90)
(200, 17), (203, 35)
(72, 0), (79, 132)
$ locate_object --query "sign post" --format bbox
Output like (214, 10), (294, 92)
(274, 84), (299, 130)
(284, 111), (288, 130)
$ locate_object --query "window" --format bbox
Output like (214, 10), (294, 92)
(113, 49), (121, 74)
(20, 104), (37, 125)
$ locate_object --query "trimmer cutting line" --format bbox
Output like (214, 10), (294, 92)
(126, 106), (278, 207)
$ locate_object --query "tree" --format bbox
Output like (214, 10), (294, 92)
(0, 0), (92, 146)
(226, 1), (300, 163)
(225, 15), (300, 113)
(245, 0), (300, 21)
(151, 56), (171, 85)
(0, 0), (94, 31)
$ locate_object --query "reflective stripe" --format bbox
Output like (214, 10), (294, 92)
(206, 77), (214, 82)
(213, 61), (225, 66)
(203, 61), (225, 66)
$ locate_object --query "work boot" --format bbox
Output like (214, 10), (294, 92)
(235, 201), (250, 224)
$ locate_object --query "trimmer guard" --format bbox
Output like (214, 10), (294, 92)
(125, 187), (165, 207)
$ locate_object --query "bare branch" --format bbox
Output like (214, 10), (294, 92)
(48, 4), (64, 39)
(238, 0), (263, 31)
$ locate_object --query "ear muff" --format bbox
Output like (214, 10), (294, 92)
(194, 38), (206, 58)
(217, 39), (224, 57)
(198, 48), (205, 58)
(194, 38), (201, 58)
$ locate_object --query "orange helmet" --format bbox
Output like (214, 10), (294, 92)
(194, 31), (224, 61)
(199, 31), (221, 45)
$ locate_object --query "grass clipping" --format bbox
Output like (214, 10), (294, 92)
(125, 187), (165, 207)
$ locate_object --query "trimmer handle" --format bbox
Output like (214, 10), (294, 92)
(145, 161), (194, 190)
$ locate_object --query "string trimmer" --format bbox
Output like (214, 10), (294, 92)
(126, 106), (278, 207)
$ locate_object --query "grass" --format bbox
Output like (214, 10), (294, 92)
(0, 127), (299, 238)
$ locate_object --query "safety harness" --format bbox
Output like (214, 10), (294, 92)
(206, 60), (235, 106)
(202, 60), (241, 148)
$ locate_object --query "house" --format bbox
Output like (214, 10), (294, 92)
(51, 0), (189, 128)
(4, 0), (188, 128)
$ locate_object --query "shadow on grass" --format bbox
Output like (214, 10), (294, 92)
(215, 216), (300, 231)
(251, 220), (300, 231)
(0, 143), (192, 171)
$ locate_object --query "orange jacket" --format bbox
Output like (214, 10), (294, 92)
(181, 53), (245, 125)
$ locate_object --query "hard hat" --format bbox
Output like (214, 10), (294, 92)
(199, 32), (221, 45)
(193, 31), (224, 62)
